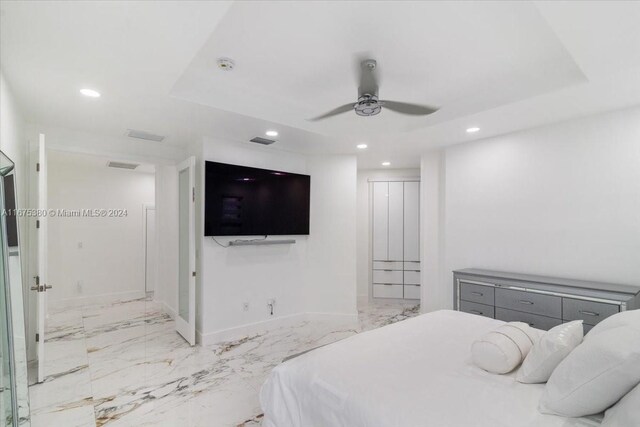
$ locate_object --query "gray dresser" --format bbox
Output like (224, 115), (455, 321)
(453, 269), (640, 333)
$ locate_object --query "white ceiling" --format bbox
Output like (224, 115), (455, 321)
(1, 1), (640, 169)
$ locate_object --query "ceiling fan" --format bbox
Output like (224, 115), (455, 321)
(309, 59), (439, 121)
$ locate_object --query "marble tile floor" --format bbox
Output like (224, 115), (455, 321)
(28, 298), (420, 427)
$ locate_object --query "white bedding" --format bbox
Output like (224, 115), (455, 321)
(260, 310), (601, 427)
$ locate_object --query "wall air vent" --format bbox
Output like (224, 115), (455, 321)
(107, 161), (139, 170)
(126, 129), (165, 142)
(250, 137), (276, 145)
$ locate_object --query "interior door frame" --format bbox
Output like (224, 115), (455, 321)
(36, 133), (47, 383)
(175, 157), (196, 346)
(142, 203), (156, 295)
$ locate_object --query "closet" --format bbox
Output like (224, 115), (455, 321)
(371, 180), (420, 300)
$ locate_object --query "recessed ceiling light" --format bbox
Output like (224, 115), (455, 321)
(265, 130), (278, 137)
(357, 144), (368, 149)
(80, 88), (100, 98)
(466, 127), (480, 133)
(381, 161), (391, 166)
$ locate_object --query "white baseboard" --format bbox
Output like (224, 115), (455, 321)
(161, 302), (177, 320)
(48, 290), (146, 311)
(198, 311), (359, 346)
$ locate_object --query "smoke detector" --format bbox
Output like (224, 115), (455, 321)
(217, 57), (235, 71)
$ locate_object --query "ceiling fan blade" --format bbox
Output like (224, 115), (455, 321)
(308, 103), (354, 121)
(357, 58), (379, 97)
(380, 100), (438, 115)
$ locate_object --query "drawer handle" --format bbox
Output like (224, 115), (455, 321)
(470, 310), (483, 315)
(579, 310), (600, 317)
(471, 291), (483, 297)
(383, 269), (394, 272)
(519, 300), (534, 305)
(528, 323), (535, 327)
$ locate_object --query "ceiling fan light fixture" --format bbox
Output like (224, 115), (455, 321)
(355, 95), (382, 117)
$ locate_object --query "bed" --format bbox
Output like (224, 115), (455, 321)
(260, 310), (602, 427)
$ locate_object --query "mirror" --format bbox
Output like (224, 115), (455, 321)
(0, 150), (31, 426)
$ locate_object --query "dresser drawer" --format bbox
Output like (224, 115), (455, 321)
(404, 271), (421, 285)
(495, 288), (562, 318)
(403, 261), (420, 271)
(373, 270), (403, 284)
(404, 284), (420, 299)
(562, 298), (619, 326)
(460, 301), (495, 319)
(459, 282), (495, 306)
(373, 261), (403, 271)
(373, 284), (403, 299)
(495, 308), (562, 331)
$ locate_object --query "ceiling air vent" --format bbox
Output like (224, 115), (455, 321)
(250, 137), (276, 145)
(126, 129), (165, 142)
(107, 161), (139, 170)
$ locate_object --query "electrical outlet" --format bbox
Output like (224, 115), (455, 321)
(242, 302), (249, 311)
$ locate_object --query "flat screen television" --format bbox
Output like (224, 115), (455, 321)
(204, 161), (310, 236)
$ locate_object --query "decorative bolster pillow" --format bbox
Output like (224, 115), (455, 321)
(471, 322), (539, 374)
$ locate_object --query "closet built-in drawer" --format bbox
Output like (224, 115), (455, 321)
(373, 284), (403, 299)
(459, 282), (495, 306)
(403, 261), (420, 271)
(404, 284), (420, 300)
(404, 271), (421, 285)
(495, 288), (562, 319)
(495, 307), (562, 331)
(373, 270), (403, 284)
(562, 298), (619, 326)
(460, 301), (495, 319)
(373, 261), (403, 271)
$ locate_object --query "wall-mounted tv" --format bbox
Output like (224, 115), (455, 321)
(204, 161), (310, 236)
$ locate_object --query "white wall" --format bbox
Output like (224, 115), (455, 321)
(421, 107), (640, 311)
(356, 168), (420, 301)
(47, 150), (155, 307)
(196, 138), (357, 343)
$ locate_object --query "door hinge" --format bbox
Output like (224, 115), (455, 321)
(192, 271), (196, 277)
(35, 275), (40, 285)
(192, 187), (195, 203)
(36, 162), (40, 172)
(36, 220), (40, 229)
(36, 333), (39, 343)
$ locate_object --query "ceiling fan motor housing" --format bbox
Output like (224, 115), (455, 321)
(355, 94), (382, 116)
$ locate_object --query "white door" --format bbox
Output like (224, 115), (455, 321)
(35, 134), (49, 383)
(372, 182), (389, 261)
(144, 206), (157, 294)
(176, 157), (196, 346)
(388, 181), (404, 261)
(403, 182), (420, 262)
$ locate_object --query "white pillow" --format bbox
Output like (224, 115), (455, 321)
(539, 325), (640, 417)
(471, 322), (539, 374)
(586, 309), (640, 340)
(517, 321), (583, 384)
(601, 382), (640, 427)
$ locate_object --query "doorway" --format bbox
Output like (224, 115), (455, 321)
(144, 205), (157, 297)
